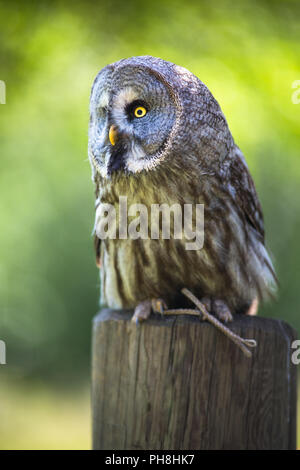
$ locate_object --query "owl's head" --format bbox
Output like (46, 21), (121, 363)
(89, 56), (232, 179)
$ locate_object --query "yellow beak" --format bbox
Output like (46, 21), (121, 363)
(109, 125), (118, 146)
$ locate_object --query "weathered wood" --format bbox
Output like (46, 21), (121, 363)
(92, 310), (297, 450)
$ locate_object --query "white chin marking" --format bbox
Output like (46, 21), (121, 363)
(126, 143), (159, 173)
(126, 143), (146, 173)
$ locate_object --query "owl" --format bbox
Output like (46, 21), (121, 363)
(88, 56), (277, 323)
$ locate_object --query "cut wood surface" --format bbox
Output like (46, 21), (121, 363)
(92, 310), (297, 450)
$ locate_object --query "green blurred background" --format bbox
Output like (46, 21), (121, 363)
(0, 0), (299, 449)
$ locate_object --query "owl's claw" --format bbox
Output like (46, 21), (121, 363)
(131, 300), (152, 324)
(211, 299), (233, 323)
(182, 290), (233, 323)
(131, 295), (232, 324)
(151, 298), (168, 314)
(131, 298), (168, 323)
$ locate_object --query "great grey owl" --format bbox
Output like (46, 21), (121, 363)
(88, 56), (277, 323)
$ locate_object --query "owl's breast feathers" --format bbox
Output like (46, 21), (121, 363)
(93, 145), (277, 311)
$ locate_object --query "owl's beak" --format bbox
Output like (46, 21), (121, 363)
(109, 125), (119, 146)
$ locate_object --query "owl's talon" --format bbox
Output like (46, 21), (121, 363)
(151, 298), (168, 314)
(191, 295), (232, 323)
(131, 300), (152, 324)
(200, 296), (211, 312)
(212, 299), (233, 323)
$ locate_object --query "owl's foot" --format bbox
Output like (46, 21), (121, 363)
(210, 299), (233, 323)
(151, 298), (168, 314)
(150, 293), (233, 323)
(179, 295), (232, 323)
(131, 298), (168, 324)
(131, 295), (233, 324)
(131, 300), (152, 324)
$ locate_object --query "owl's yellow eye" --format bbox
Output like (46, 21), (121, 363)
(134, 106), (147, 118)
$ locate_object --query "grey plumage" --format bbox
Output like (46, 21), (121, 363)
(88, 56), (277, 318)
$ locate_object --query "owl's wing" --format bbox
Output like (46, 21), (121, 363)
(228, 149), (265, 243)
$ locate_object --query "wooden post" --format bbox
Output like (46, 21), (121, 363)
(92, 309), (297, 450)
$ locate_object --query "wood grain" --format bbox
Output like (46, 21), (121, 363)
(92, 310), (297, 450)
